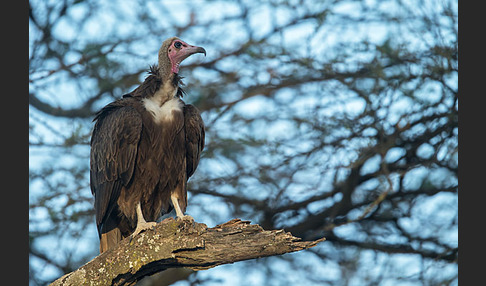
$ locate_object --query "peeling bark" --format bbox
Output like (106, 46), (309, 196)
(50, 218), (325, 286)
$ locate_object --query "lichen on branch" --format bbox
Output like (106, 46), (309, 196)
(50, 218), (325, 286)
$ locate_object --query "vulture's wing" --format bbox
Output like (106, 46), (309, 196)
(184, 104), (205, 178)
(90, 103), (142, 236)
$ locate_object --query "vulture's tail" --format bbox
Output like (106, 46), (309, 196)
(100, 227), (122, 253)
(98, 211), (125, 253)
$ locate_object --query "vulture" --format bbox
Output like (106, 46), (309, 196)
(90, 37), (206, 253)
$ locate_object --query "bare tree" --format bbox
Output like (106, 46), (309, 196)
(29, 0), (458, 285)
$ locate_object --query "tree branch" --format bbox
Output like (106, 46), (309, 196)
(50, 218), (325, 286)
(29, 92), (96, 119)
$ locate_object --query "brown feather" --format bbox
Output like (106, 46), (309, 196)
(91, 96), (190, 252)
(90, 89), (204, 253)
(184, 104), (205, 178)
(122, 65), (186, 99)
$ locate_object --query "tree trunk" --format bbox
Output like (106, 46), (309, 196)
(50, 218), (325, 286)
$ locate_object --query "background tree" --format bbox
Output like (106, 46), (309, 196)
(29, 0), (458, 285)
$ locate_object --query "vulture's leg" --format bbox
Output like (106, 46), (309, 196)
(171, 193), (194, 221)
(131, 201), (157, 238)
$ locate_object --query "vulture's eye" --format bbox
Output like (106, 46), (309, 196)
(174, 41), (182, 49)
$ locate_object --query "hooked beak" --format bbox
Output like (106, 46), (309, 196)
(175, 45), (206, 62)
(170, 44), (206, 73)
(191, 46), (206, 57)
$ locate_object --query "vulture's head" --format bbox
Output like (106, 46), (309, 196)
(158, 37), (206, 77)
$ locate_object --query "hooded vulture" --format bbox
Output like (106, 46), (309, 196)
(90, 37), (206, 253)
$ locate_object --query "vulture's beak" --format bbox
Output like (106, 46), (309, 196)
(193, 46), (206, 57)
(175, 45), (206, 64)
(183, 45), (206, 57)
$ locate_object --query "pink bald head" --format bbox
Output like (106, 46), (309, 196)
(167, 38), (206, 74)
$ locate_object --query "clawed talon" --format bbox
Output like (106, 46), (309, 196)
(129, 202), (158, 241)
(176, 215), (194, 222)
(176, 215), (195, 228)
(131, 221), (157, 239)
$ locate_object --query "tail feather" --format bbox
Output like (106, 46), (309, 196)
(100, 227), (122, 253)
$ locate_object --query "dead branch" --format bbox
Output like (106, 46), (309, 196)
(50, 218), (325, 286)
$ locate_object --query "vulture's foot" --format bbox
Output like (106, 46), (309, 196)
(131, 221), (157, 239)
(176, 215), (194, 222)
(131, 201), (157, 240)
(176, 215), (195, 228)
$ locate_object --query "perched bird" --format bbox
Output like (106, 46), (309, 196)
(90, 37), (206, 253)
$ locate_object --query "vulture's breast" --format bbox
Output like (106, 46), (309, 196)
(143, 97), (183, 124)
